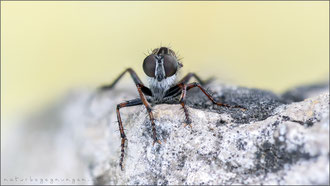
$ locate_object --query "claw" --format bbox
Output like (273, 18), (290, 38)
(153, 139), (162, 146)
(239, 107), (247, 111)
(184, 123), (192, 128)
(231, 105), (247, 111)
(120, 163), (124, 171)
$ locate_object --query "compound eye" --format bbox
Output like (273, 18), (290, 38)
(163, 55), (178, 77)
(143, 54), (156, 77)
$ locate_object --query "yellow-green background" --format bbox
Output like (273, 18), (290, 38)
(1, 2), (329, 120)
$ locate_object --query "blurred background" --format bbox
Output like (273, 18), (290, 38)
(1, 2), (329, 184)
(1, 1), (329, 123)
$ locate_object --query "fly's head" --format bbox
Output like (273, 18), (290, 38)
(143, 47), (183, 82)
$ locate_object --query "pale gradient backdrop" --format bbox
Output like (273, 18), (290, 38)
(1, 2), (329, 120)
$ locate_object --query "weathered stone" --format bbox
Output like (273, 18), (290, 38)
(82, 83), (329, 185)
(2, 83), (329, 185)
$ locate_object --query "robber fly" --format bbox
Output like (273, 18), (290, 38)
(98, 47), (244, 170)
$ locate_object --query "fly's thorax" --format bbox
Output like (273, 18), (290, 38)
(147, 74), (177, 101)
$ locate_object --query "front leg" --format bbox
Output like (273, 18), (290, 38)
(88, 68), (152, 110)
(136, 84), (161, 145)
(98, 68), (157, 142)
(165, 83), (192, 128)
(102, 68), (157, 143)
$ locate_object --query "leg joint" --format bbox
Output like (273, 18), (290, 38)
(146, 105), (152, 112)
(117, 102), (128, 110)
(121, 133), (126, 139)
(193, 82), (200, 86)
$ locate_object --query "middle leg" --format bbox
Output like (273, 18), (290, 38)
(163, 83), (192, 127)
(186, 82), (246, 109)
(178, 72), (214, 85)
(178, 81), (246, 128)
(175, 72), (214, 126)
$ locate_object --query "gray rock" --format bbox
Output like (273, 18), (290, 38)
(82, 83), (329, 185)
(281, 82), (329, 104)
(2, 83), (329, 185)
(185, 84), (284, 123)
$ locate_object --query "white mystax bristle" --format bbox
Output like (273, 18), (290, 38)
(147, 75), (177, 102)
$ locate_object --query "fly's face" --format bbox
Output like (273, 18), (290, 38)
(143, 47), (183, 82)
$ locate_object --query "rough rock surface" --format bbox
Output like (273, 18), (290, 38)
(281, 82), (329, 104)
(83, 83), (329, 185)
(2, 82), (329, 185)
